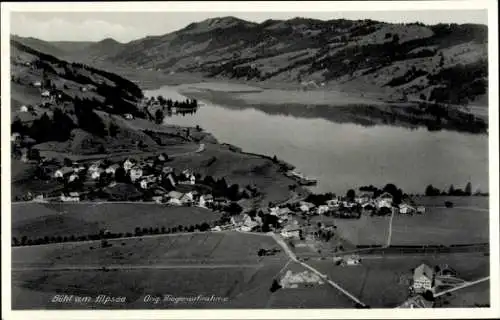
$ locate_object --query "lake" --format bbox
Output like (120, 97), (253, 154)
(146, 85), (489, 195)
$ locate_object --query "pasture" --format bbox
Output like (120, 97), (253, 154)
(12, 202), (221, 240)
(310, 252), (489, 308)
(413, 196), (489, 209)
(390, 206), (488, 245)
(11, 232), (293, 309)
(12, 232), (286, 267)
(316, 214), (391, 246)
(435, 280), (490, 308)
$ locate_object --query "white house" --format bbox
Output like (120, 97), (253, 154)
(180, 192), (194, 205)
(68, 173), (79, 183)
(203, 194), (214, 206)
(167, 191), (183, 200)
(19, 105), (28, 112)
(317, 205), (330, 215)
(41, 90), (51, 97)
(105, 164), (121, 175)
(399, 203), (416, 214)
(130, 167), (143, 182)
(326, 199), (341, 208)
(54, 167), (74, 179)
(88, 161), (101, 173)
(33, 81), (42, 87)
(11, 132), (21, 142)
(413, 263), (434, 293)
(168, 198), (183, 206)
(417, 206), (426, 214)
(231, 214), (252, 228)
(124, 113), (134, 120)
(73, 164), (86, 173)
(281, 224), (301, 239)
(152, 196), (163, 203)
(90, 168), (103, 180)
(299, 201), (315, 213)
(60, 192), (80, 202)
(269, 206), (280, 216)
(198, 195), (207, 208)
(376, 192), (394, 209)
(355, 193), (374, 204)
(123, 159), (135, 171)
(140, 179), (149, 189)
(240, 219), (259, 232)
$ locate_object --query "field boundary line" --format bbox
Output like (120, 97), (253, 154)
(434, 276), (490, 298)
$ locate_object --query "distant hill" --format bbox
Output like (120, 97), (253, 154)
(13, 16), (488, 105)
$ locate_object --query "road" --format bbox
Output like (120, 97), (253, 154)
(434, 276), (490, 298)
(269, 233), (367, 307)
(385, 208), (395, 248)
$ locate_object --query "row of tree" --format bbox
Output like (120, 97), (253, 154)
(12, 221), (214, 247)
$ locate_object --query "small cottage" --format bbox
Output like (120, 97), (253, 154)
(90, 168), (103, 180)
(130, 167), (143, 182)
(105, 164), (121, 175)
(123, 158), (135, 171)
(399, 203), (416, 215)
(167, 190), (183, 200)
(317, 205), (330, 215)
(417, 206), (426, 214)
(281, 224), (301, 239)
(68, 173), (79, 183)
(299, 201), (315, 213)
(19, 105), (28, 112)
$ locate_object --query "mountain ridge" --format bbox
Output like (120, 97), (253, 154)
(12, 16), (488, 106)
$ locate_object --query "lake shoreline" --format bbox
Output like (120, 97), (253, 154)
(146, 84), (488, 195)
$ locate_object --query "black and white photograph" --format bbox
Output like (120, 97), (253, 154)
(1, 1), (499, 318)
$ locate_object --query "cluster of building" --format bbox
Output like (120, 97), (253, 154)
(33, 154), (241, 210)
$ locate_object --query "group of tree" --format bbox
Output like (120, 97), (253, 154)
(12, 108), (76, 143)
(304, 192), (336, 206)
(133, 222), (211, 236)
(425, 182), (477, 196)
(151, 95), (198, 110)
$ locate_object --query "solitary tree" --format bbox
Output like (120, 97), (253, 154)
(448, 184), (455, 196)
(346, 189), (356, 201)
(465, 182), (472, 196)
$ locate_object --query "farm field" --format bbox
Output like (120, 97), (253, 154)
(11, 232), (294, 309)
(435, 280), (490, 308)
(12, 232), (286, 267)
(313, 214), (391, 246)
(390, 206), (488, 245)
(413, 196), (489, 209)
(12, 266), (281, 309)
(12, 202), (221, 240)
(309, 252), (489, 308)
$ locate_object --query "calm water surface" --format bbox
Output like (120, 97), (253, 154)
(146, 86), (488, 194)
